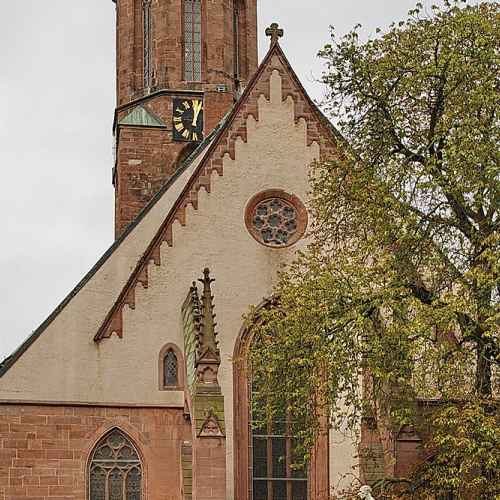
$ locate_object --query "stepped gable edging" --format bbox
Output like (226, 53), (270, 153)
(95, 43), (341, 341)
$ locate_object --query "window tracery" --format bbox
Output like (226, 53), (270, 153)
(88, 429), (142, 500)
(245, 190), (308, 248)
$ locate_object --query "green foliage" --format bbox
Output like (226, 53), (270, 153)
(418, 402), (500, 498)
(249, 1), (499, 496)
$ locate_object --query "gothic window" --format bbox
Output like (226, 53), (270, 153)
(250, 375), (308, 500)
(159, 344), (184, 390)
(164, 350), (178, 387)
(234, 319), (328, 500)
(143, 0), (153, 89)
(233, 0), (240, 79)
(183, 0), (202, 81)
(88, 429), (142, 500)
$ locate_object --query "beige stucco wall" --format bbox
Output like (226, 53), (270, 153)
(0, 146), (207, 408)
(0, 67), (357, 496)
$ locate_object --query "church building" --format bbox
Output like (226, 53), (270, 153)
(0, 1), (403, 499)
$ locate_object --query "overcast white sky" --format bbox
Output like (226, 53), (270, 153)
(0, 0), (460, 360)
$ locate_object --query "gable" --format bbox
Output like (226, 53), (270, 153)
(0, 42), (344, 407)
(96, 43), (342, 341)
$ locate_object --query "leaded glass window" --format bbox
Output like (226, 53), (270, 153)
(143, 0), (153, 89)
(233, 0), (240, 79)
(250, 377), (308, 500)
(184, 0), (202, 81)
(164, 349), (178, 387)
(89, 429), (142, 500)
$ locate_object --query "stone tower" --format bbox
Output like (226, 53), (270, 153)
(112, 0), (258, 237)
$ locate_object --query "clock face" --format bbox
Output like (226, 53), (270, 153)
(173, 98), (204, 142)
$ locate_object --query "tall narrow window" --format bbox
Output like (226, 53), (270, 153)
(143, 0), (153, 89)
(164, 349), (178, 387)
(233, 0), (240, 79)
(234, 320), (328, 500)
(250, 375), (308, 500)
(159, 344), (184, 390)
(183, 0), (202, 81)
(88, 429), (142, 500)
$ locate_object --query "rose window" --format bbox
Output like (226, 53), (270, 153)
(245, 190), (307, 248)
(252, 198), (298, 246)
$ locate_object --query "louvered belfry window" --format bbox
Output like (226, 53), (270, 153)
(184, 0), (202, 81)
(89, 429), (142, 500)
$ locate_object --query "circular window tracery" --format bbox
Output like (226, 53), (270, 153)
(245, 190), (308, 248)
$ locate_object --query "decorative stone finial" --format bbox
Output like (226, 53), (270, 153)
(194, 268), (221, 388)
(197, 268), (219, 358)
(265, 23), (284, 45)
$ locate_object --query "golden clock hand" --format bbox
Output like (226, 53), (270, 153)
(192, 100), (203, 127)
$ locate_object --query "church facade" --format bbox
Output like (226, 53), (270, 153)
(0, 2), (409, 499)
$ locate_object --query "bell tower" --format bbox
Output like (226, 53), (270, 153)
(111, 0), (258, 237)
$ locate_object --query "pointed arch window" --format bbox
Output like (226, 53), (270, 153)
(88, 429), (142, 500)
(159, 343), (184, 390)
(233, 0), (240, 79)
(143, 0), (153, 89)
(250, 372), (308, 499)
(183, 0), (202, 81)
(234, 328), (327, 500)
(164, 350), (178, 387)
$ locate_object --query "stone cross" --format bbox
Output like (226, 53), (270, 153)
(265, 23), (284, 44)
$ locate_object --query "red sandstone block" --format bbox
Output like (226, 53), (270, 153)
(47, 416), (81, 425)
(0, 407), (23, 416)
(20, 416), (47, 426)
(48, 484), (74, 496)
(57, 459), (80, 470)
(3, 440), (28, 449)
(57, 476), (75, 486)
(46, 450), (73, 460)
(17, 450), (45, 460)
(4, 486), (27, 496)
(9, 467), (32, 478)
(26, 486), (49, 496)
(0, 449), (16, 459)
(23, 477), (40, 486)
(41, 440), (69, 450)
(39, 476), (59, 486)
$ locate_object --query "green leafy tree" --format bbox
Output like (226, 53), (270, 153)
(249, 1), (499, 498)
